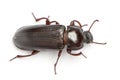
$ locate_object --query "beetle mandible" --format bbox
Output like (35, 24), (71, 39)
(10, 13), (106, 74)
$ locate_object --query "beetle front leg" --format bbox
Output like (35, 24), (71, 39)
(67, 49), (87, 58)
(54, 50), (62, 75)
(70, 20), (88, 28)
(10, 50), (39, 61)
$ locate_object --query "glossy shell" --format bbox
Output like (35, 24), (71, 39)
(67, 26), (84, 50)
(13, 25), (66, 51)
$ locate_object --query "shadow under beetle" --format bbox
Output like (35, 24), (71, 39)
(10, 13), (106, 74)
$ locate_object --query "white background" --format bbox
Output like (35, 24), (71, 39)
(0, 0), (119, 80)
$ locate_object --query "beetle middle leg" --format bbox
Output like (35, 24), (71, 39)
(32, 13), (60, 25)
(10, 50), (39, 61)
(54, 50), (62, 75)
(67, 49), (87, 58)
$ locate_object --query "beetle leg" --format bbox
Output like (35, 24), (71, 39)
(32, 13), (50, 25)
(10, 50), (39, 61)
(67, 49), (87, 58)
(92, 41), (107, 45)
(50, 21), (59, 25)
(70, 20), (82, 27)
(70, 20), (87, 27)
(54, 50), (62, 75)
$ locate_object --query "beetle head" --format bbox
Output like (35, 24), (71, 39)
(67, 19), (106, 50)
(83, 20), (99, 44)
(83, 31), (93, 43)
(83, 20), (106, 45)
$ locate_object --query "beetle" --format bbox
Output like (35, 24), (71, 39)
(10, 13), (106, 74)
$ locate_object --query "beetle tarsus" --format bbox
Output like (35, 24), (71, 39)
(81, 52), (87, 58)
(10, 56), (17, 61)
(54, 50), (62, 75)
(10, 50), (39, 61)
(32, 12), (37, 22)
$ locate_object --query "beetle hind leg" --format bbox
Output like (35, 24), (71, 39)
(10, 50), (39, 61)
(54, 50), (62, 75)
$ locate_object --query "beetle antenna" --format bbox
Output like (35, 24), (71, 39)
(92, 41), (107, 45)
(88, 20), (99, 31)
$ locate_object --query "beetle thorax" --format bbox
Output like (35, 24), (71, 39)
(68, 31), (78, 43)
(66, 26), (84, 50)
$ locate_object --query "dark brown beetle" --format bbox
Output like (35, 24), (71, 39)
(10, 13), (106, 74)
